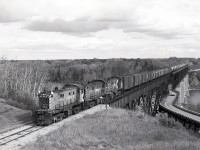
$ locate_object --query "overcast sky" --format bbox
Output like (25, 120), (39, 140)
(0, 0), (199, 59)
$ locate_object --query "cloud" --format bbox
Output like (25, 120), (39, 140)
(0, 0), (36, 23)
(24, 0), (200, 39)
(25, 14), (134, 36)
(2, 0), (199, 39)
(1, 0), (200, 59)
(26, 17), (112, 36)
(0, 7), (21, 22)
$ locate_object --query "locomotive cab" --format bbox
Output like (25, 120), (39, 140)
(107, 76), (122, 96)
(38, 91), (52, 110)
(85, 80), (106, 107)
(36, 91), (53, 125)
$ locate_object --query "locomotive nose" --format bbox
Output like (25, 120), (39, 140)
(37, 116), (45, 125)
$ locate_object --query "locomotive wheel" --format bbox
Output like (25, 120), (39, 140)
(73, 106), (82, 114)
(88, 101), (96, 108)
(53, 113), (64, 123)
(64, 111), (68, 118)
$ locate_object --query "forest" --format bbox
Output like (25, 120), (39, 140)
(0, 57), (195, 110)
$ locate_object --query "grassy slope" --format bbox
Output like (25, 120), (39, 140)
(24, 109), (200, 150)
(0, 99), (32, 134)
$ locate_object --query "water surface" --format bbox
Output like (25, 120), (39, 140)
(182, 90), (200, 113)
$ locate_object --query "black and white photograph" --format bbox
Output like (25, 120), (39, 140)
(0, 0), (200, 149)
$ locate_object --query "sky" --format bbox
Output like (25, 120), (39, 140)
(0, 0), (200, 60)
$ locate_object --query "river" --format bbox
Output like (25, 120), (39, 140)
(182, 90), (200, 113)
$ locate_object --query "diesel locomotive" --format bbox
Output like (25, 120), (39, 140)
(35, 64), (186, 125)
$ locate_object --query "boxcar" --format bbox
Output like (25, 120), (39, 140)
(158, 69), (162, 77)
(160, 69), (164, 76)
(155, 70), (159, 78)
(151, 71), (156, 80)
(163, 68), (167, 74)
(134, 74), (142, 86)
(141, 73), (146, 84)
(144, 72), (150, 82)
(122, 74), (135, 91)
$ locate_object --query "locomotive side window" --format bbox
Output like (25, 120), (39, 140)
(69, 92), (71, 96)
(73, 91), (75, 95)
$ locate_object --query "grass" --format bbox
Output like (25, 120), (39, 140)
(23, 108), (200, 150)
(0, 99), (32, 134)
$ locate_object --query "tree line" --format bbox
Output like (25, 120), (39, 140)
(0, 59), (47, 110)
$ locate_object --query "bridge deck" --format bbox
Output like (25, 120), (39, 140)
(160, 91), (200, 124)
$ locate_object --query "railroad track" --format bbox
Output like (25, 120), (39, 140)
(0, 125), (44, 146)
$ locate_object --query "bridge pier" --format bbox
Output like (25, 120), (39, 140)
(133, 83), (171, 116)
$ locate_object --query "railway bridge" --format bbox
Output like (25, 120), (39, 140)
(108, 64), (200, 131)
(108, 65), (189, 114)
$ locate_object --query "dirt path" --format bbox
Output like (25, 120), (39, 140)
(1, 104), (109, 150)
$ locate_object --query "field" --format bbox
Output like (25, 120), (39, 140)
(23, 108), (200, 150)
(0, 98), (32, 134)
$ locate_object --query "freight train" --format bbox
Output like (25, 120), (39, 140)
(36, 64), (186, 125)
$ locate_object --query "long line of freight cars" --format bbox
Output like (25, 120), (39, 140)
(122, 65), (183, 90)
(36, 64), (186, 125)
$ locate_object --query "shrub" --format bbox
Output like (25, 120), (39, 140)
(158, 113), (183, 129)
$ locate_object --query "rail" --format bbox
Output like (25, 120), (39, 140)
(0, 125), (44, 146)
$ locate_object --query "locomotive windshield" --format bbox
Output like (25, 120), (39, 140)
(39, 97), (49, 109)
(38, 92), (51, 110)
